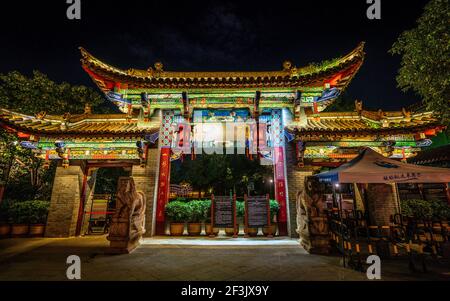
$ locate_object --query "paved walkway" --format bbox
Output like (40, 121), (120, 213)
(0, 236), (447, 281)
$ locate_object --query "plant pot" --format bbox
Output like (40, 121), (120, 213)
(245, 227), (258, 237)
(187, 223), (202, 236)
(225, 227), (236, 236)
(262, 224), (277, 236)
(205, 224), (219, 236)
(169, 223), (185, 236)
(29, 224), (46, 237)
(11, 224), (29, 237)
(0, 224), (11, 237)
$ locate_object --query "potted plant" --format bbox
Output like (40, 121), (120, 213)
(0, 200), (11, 237)
(165, 201), (188, 236)
(235, 201), (245, 235)
(263, 200), (280, 236)
(187, 200), (203, 236)
(9, 201), (30, 236)
(28, 201), (49, 237)
(203, 200), (219, 236)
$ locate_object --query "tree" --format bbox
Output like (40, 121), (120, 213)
(0, 70), (117, 115)
(323, 91), (357, 112)
(390, 0), (450, 127)
(0, 128), (56, 202)
(0, 70), (117, 202)
(170, 154), (273, 197)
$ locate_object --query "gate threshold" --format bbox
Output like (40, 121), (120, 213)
(141, 237), (299, 246)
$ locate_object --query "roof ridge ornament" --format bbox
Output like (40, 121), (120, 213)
(35, 111), (47, 120)
(355, 99), (363, 116)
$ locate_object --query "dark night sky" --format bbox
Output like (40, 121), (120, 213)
(0, 0), (430, 110)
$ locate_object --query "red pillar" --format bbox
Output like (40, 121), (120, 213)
(155, 148), (171, 235)
(274, 146), (288, 236)
(154, 110), (175, 235)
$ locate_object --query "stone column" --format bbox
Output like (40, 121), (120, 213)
(131, 148), (159, 237)
(285, 141), (313, 238)
(366, 183), (399, 226)
(45, 162), (86, 237)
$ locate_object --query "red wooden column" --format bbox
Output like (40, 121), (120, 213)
(155, 110), (175, 235)
(271, 109), (288, 236)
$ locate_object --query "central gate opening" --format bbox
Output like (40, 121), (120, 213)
(167, 153), (276, 237)
(158, 108), (287, 237)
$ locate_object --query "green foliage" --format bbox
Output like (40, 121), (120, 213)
(6, 200), (49, 224)
(171, 154), (273, 197)
(401, 199), (433, 219)
(390, 0), (450, 128)
(186, 200), (205, 223)
(401, 198), (450, 220)
(0, 70), (117, 115)
(236, 201), (245, 218)
(199, 200), (212, 223)
(165, 201), (189, 223)
(429, 199), (450, 220)
(0, 128), (57, 201)
(269, 199), (280, 220)
(94, 167), (130, 195)
(0, 69), (115, 203)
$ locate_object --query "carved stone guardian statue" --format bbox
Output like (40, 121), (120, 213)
(296, 176), (330, 254)
(107, 177), (146, 254)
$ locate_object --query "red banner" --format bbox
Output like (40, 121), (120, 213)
(274, 146), (287, 235)
(155, 147), (171, 234)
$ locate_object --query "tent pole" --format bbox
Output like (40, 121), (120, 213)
(333, 184), (345, 268)
(393, 183), (402, 221)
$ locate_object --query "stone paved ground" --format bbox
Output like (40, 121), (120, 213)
(0, 236), (448, 281)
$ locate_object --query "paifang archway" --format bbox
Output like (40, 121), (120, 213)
(0, 42), (444, 237)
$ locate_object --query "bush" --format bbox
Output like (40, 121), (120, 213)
(400, 198), (450, 220)
(269, 199), (280, 221)
(429, 199), (450, 220)
(165, 201), (189, 223)
(200, 200), (212, 223)
(8, 200), (49, 224)
(187, 200), (205, 223)
(400, 199), (432, 219)
(236, 201), (245, 218)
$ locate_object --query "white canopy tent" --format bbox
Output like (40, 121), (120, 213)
(316, 148), (450, 184)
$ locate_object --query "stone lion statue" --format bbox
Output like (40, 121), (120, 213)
(108, 177), (146, 253)
(296, 176), (329, 254)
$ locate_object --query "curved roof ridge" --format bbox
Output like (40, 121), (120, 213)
(79, 42), (365, 80)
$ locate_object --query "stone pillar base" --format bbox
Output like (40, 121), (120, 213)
(278, 222), (288, 236)
(301, 235), (330, 255)
(107, 237), (141, 254)
(155, 221), (165, 235)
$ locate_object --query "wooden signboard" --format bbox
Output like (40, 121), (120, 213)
(211, 194), (237, 237)
(244, 194), (272, 237)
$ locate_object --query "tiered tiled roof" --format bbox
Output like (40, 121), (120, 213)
(80, 42), (365, 92)
(0, 107), (442, 141)
(286, 110), (443, 138)
(0, 109), (159, 138)
(408, 144), (450, 165)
